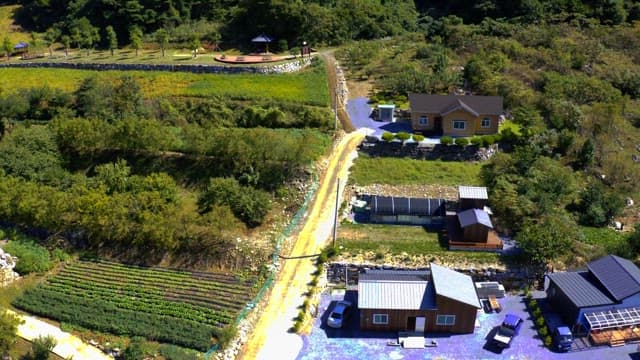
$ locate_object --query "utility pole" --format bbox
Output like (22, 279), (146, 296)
(334, 90), (338, 130)
(333, 178), (340, 247)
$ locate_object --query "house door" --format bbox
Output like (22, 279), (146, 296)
(434, 117), (443, 134)
(415, 317), (426, 332)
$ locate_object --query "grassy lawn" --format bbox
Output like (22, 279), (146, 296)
(0, 67), (329, 105)
(350, 154), (483, 186)
(338, 223), (501, 263)
(0, 5), (31, 43)
(580, 226), (629, 254)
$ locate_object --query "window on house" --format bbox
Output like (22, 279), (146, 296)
(419, 116), (428, 125)
(481, 118), (491, 128)
(453, 120), (466, 130)
(373, 314), (389, 324)
(436, 315), (456, 326)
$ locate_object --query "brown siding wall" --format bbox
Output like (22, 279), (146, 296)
(360, 296), (478, 334)
(474, 114), (499, 135)
(462, 223), (489, 243)
(410, 112), (438, 131)
(442, 110), (477, 137)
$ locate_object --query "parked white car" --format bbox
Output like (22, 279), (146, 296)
(327, 301), (352, 328)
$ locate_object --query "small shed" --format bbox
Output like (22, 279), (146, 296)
(13, 42), (29, 54)
(457, 208), (493, 243)
(368, 195), (446, 226)
(378, 104), (395, 122)
(458, 186), (488, 211)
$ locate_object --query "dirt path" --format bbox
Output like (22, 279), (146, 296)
(239, 130), (365, 360)
(7, 310), (111, 360)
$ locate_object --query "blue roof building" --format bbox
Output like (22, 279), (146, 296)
(545, 255), (640, 338)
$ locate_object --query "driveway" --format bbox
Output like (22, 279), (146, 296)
(298, 291), (639, 360)
(346, 97), (439, 144)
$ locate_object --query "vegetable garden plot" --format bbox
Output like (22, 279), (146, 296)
(13, 260), (257, 351)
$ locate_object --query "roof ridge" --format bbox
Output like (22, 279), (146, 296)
(612, 255), (640, 285)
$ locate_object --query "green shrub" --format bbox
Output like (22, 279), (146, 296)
(440, 136), (453, 145)
(158, 344), (199, 360)
(3, 241), (52, 274)
(381, 132), (395, 142)
(455, 137), (469, 146)
(533, 307), (542, 319)
(539, 325), (548, 337)
(395, 132), (411, 142)
(470, 137), (482, 146)
(412, 134), (425, 142)
(544, 335), (553, 347)
(528, 299), (538, 310)
(535, 316), (546, 328)
(482, 135), (496, 146)
(51, 248), (71, 262)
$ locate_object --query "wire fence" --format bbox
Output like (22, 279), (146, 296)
(204, 173), (319, 358)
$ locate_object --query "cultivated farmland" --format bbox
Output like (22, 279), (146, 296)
(13, 260), (256, 351)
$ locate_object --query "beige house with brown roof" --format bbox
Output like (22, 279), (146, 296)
(408, 94), (503, 137)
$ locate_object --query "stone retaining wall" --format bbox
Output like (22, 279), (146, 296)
(326, 262), (539, 291)
(360, 141), (497, 161)
(0, 58), (312, 74)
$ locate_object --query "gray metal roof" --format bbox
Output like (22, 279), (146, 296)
(430, 263), (481, 309)
(358, 271), (436, 310)
(547, 272), (614, 308)
(441, 99), (479, 117)
(359, 270), (430, 282)
(458, 186), (488, 200)
(457, 208), (493, 228)
(587, 255), (640, 301)
(408, 94), (503, 116)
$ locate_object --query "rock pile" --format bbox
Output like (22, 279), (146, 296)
(360, 141), (498, 161)
(0, 248), (19, 287)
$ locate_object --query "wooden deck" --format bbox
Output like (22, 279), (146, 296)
(590, 327), (640, 346)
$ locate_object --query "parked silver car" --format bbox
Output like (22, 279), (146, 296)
(327, 300), (352, 328)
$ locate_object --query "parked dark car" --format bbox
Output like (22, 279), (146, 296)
(492, 313), (523, 348)
(327, 300), (352, 329)
(553, 326), (573, 352)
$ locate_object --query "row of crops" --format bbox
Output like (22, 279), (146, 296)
(13, 260), (257, 351)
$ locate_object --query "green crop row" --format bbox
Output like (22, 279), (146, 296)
(14, 287), (218, 351)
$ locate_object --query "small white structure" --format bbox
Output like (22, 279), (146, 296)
(378, 104), (395, 122)
(0, 248), (19, 287)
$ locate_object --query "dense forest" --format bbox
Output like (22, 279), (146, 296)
(9, 0), (640, 52)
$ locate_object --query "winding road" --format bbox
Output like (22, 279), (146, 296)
(239, 129), (365, 360)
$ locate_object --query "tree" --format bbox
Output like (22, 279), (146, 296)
(70, 17), (100, 56)
(129, 26), (143, 56)
(43, 27), (60, 57)
(106, 26), (118, 56)
(2, 36), (12, 60)
(60, 35), (70, 57)
(0, 310), (22, 356)
(155, 28), (169, 57)
(29, 335), (56, 360)
(516, 213), (580, 266)
(189, 33), (200, 58)
(576, 182), (624, 227)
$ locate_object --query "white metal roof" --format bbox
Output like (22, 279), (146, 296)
(430, 263), (481, 309)
(458, 186), (488, 200)
(585, 307), (640, 330)
(358, 271), (436, 310)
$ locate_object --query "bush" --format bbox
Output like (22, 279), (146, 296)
(455, 137), (469, 146)
(158, 344), (199, 360)
(412, 134), (425, 142)
(535, 316), (545, 328)
(528, 299), (538, 310)
(533, 307), (542, 319)
(3, 241), (52, 274)
(470, 137), (482, 146)
(482, 135), (496, 146)
(381, 132), (395, 142)
(440, 136), (453, 145)
(538, 325), (548, 337)
(544, 335), (553, 347)
(395, 132), (411, 142)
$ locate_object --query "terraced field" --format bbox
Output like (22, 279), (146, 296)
(13, 260), (256, 351)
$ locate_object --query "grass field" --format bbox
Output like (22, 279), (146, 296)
(350, 154), (483, 186)
(580, 226), (630, 255)
(338, 223), (501, 263)
(0, 66), (329, 105)
(0, 5), (30, 43)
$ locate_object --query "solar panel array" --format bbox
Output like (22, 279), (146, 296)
(585, 307), (640, 330)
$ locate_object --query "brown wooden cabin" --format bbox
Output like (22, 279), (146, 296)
(458, 186), (488, 211)
(358, 264), (481, 334)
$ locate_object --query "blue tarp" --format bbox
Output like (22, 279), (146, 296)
(14, 42), (29, 50)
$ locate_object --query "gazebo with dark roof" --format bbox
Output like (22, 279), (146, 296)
(251, 34), (274, 54)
